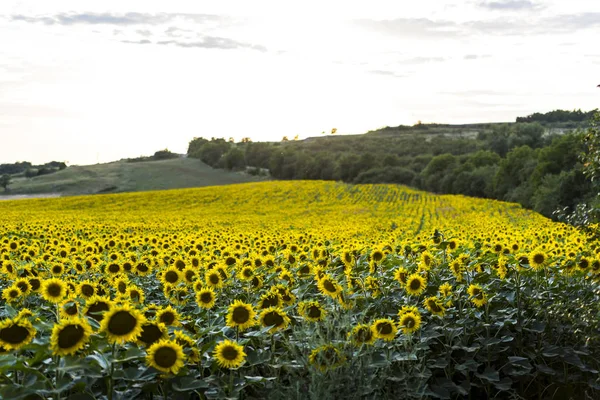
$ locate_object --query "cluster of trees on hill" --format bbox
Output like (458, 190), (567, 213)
(126, 149), (181, 163)
(187, 110), (599, 221)
(516, 109), (596, 124)
(0, 161), (67, 178)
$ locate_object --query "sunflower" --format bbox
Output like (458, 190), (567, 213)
(405, 273), (427, 296)
(449, 260), (464, 282)
(467, 284), (487, 308)
(40, 278), (67, 303)
(438, 283), (452, 297)
(298, 300), (326, 322)
(161, 266), (182, 286)
(239, 266), (254, 281)
(196, 287), (216, 309)
(155, 305), (180, 327)
(77, 281), (96, 299)
(259, 307), (290, 334)
(173, 330), (195, 348)
(309, 344), (346, 372)
(135, 261), (152, 276)
(423, 296), (445, 317)
(84, 296), (113, 322)
(127, 285), (145, 304)
(100, 304), (146, 344)
(205, 269), (224, 289)
(113, 276), (129, 295)
(182, 267), (197, 285)
(28, 277), (41, 292)
(2, 285), (21, 304)
(272, 284), (296, 305)
(137, 322), (167, 347)
(14, 277), (32, 296)
(348, 324), (376, 346)
(213, 339), (246, 369)
(394, 267), (409, 285)
(59, 298), (80, 319)
(250, 275), (264, 289)
(317, 275), (342, 299)
(226, 300), (257, 331)
(372, 318), (397, 341)
(258, 291), (282, 309)
(146, 339), (186, 374)
(50, 317), (92, 356)
(0, 317), (36, 350)
(398, 311), (422, 335)
(529, 250), (547, 270)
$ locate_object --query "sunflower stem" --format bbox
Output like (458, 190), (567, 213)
(108, 342), (116, 400)
(55, 355), (61, 400)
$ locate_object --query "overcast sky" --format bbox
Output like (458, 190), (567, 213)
(1, 0), (599, 165)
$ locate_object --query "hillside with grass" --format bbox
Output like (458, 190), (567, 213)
(5, 157), (265, 196)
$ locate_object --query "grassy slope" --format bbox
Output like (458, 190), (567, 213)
(7, 157), (265, 196)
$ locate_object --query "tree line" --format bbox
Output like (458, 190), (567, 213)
(187, 111), (599, 221)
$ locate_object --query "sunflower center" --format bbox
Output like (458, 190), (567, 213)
(409, 279), (421, 291)
(533, 254), (545, 265)
(58, 324), (84, 349)
(263, 311), (284, 327)
(137, 263), (149, 273)
(81, 285), (94, 297)
(232, 307), (250, 324)
(154, 346), (177, 368)
(47, 283), (62, 297)
(323, 280), (336, 293)
(165, 271), (179, 283)
(86, 302), (109, 321)
(200, 292), (213, 304)
(218, 345), (239, 361)
(430, 302), (441, 312)
(0, 324), (30, 344)
(356, 327), (372, 342)
(108, 264), (120, 273)
(29, 279), (41, 291)
(107, 311), (138, 335)
(16, 282), (29, 293)
(139, 324), (163, 345)
(209, 274), (220, 285)
(307, 306), (321, 318)
(9, 289), (19, 298)
(378, 322), (392, 335)
(404, 317), (415, 328)
(52, 266), (62, 274)
(159, 312), (175, 325)
(64, 303), (78, 315)
(261, 295), (279, 308)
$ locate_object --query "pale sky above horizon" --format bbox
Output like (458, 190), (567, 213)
(1, 0), (599, 165)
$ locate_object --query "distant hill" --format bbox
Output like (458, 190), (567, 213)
(6, 157), (266, 196)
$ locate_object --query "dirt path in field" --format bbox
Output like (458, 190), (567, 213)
(0, 193), (62, 201)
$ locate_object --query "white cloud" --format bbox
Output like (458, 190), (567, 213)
(0, 0), (598, 164)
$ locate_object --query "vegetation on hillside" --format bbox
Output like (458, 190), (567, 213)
(187, 109), (599, 222)
(6, 158), (264, 196)
(0, 181), (599, 399)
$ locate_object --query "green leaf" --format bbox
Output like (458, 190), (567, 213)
(369, 352), (389, 368)
(428, 384), (450, 399)
(493, 377), (513, 391)
(116, 347), (146, 363)
(172, 377), (209, 392)
(536, 364), (556, 375)
(475, 367), (500, 382)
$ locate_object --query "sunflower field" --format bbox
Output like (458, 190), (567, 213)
(0, 181), (599, 399)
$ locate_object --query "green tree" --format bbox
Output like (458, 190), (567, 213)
(0, 174), (11, 192)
